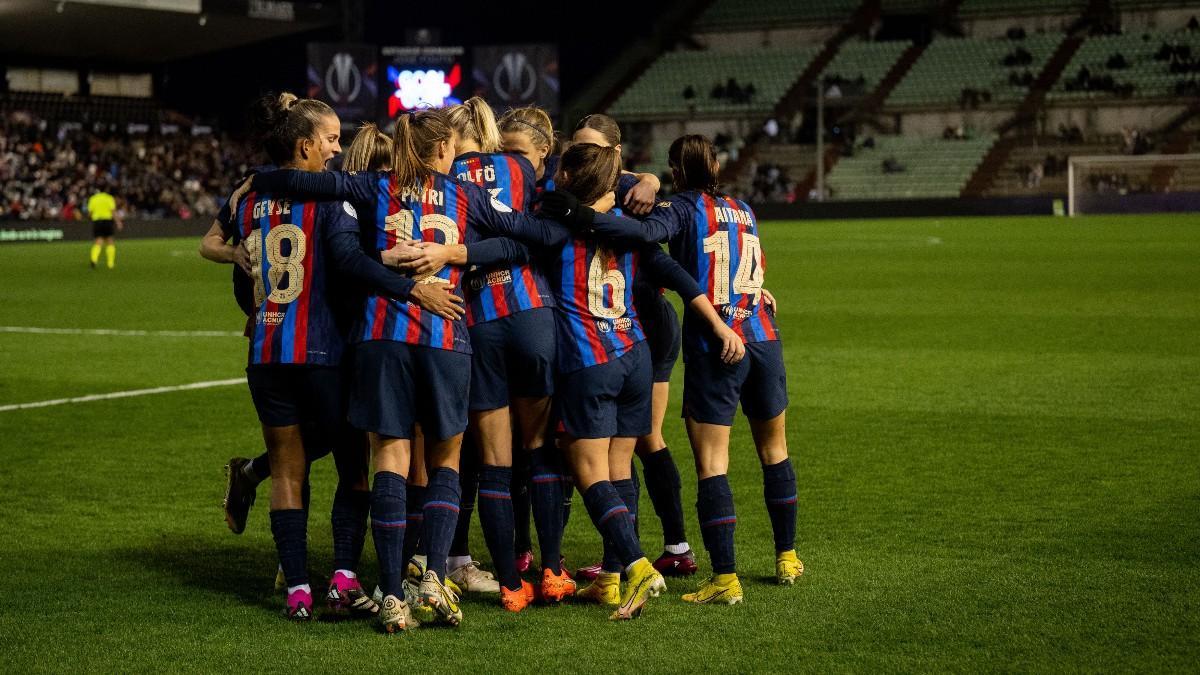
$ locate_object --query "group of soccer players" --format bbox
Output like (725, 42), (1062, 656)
(200, 90), (800, 632)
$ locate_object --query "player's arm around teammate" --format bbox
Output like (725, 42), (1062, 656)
(569, 113), (699, 579)
(552, 135), (801, 603)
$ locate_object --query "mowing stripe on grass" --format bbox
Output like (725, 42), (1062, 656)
(0, 326), (243, 338)
(0, 378), (245, 412)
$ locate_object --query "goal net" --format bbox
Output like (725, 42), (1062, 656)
(1067, 153), (1200, 216)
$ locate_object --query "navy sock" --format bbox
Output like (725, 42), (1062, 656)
(530, 445), (564, 573)
(641, 448), (687, 546)
(622, 469), (641, 535)
(697, 475), (737, 574)
(301, 478), (311, 516)
(269, 508), (308, 588)
(451, 440), (479, 557)
(762, 458), (798, 553)
(422, 467), (462, 579)
(582, 482), (642, 568)
(562, 476), (574, 531)
(478, 464), (520, 590)
(331, 487), (371, 572)
(370, 472), (407, 597)
(404, 484), (426, 568)
(512, 449), (532, 552)
(249, 453), (271, 483)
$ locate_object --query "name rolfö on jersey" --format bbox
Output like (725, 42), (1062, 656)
(236, 193), (348, 366)
(452, 152), (553, 326)
(359, 174), (473, 353)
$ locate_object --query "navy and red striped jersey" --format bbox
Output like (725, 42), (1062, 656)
(553, 228), (647, 373)
(248, 168), (553, 354)
(472, 206), (704, 373)
(233, 193), (358, 366)
(584, 191), (780, 353)
(452, 151), (553, 326)
(359, 172), (473, 353)
(536, 154), (559, 197)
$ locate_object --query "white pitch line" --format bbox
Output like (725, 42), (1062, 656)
(0, 326), (242, 338)
(0, 378), (245, 413)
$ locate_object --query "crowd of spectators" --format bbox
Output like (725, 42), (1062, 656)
(1, 111), (252, 221)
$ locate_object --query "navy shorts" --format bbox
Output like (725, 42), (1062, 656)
(246, 364), (344, 430)
(639, 293), (681, 383)
(349, 340), (471, 442)
(468, 307), (556, 411)
(683, 340), (788, 426)
(556, 340), (652, 439)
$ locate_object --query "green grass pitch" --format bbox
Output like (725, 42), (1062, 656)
(0, 214), (1197, 672)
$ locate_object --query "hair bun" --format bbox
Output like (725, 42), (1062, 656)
(278, 92), (299, 111)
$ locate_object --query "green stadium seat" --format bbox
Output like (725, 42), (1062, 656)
(826, 135), (997, 199)
(886, 34), (1064, 108)
(695, 0), (861, 30)
(1047, 29), (1200, 102)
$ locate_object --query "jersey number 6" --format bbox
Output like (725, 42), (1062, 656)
(587, 247), (626, 320)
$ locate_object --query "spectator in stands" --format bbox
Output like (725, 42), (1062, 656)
(0, 110), (247, 221)
(882, 157), (905, 174)
(725, 78), (743, 102)
(1188, 16), (1199, 31)
(710, 81), (726, 99)
(1106, 53), (1129, 70)
(682, 85), (696, 100)
(1006, 26), (1027, 41)
(1025, 162), (1043, 189)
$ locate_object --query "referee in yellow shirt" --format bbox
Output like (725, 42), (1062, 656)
(87, 186), (123, 269)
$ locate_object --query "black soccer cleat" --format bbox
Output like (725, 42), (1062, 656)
(223, 457), (258, 534)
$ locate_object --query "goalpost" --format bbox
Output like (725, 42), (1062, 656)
(1067, 153), (1200, 217)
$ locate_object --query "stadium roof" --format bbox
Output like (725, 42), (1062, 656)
(0, 0), (337, 64)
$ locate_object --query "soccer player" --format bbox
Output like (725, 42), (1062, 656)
(546, 134), (802, 605)
(203, 93), (449, 621)
(243, 108), (554, 631)
(570, 113), (699, 581)
(433, 141), (745, 619)
(495, 105), (558, 572)
(87, 183), (122, 269)
(442, 97), (580, 609)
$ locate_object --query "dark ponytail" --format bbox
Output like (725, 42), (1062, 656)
(556, 142), (622, 206)
(667, 134), (720, 194)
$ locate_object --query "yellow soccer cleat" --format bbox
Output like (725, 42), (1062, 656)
(610, 558), (666, 620)
(415, 570), (463, 627)
(574, 572), (620, 606)
(682, 573), (744, 605)
(406, 554), (463, 596)
(776, 550), (804, 585)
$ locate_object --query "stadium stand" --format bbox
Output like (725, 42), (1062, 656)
(886, 33), (1065, 107)
(957, 0), (1087, 17)
(608, 46), (823, 118)
(818, 40), (914, 96)
(825, 134), (997, 199)
(1048, 29), (1200, 101)
(1, 110), (248, 220)
(982, 135), (1127, 196)
(694, 0), (862, 30)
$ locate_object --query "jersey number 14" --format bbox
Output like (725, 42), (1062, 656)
(703, 231), (763, 306)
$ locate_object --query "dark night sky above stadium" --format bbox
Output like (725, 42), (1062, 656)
(156, 0), (668, 126)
